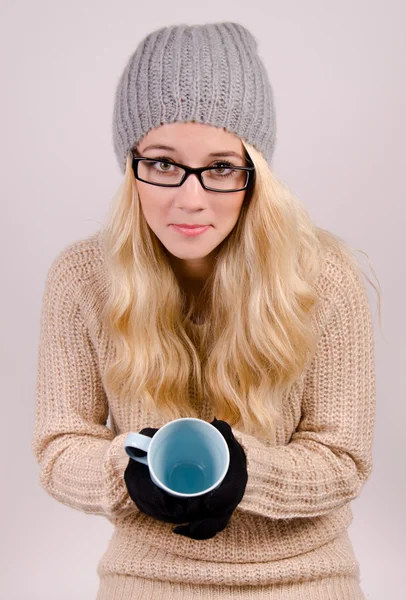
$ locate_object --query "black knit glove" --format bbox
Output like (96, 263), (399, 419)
(124, 419), (248, 539)
(124, 426), (218, 525)
(124, 427), (191, 524)
(173, 418), (248, 540)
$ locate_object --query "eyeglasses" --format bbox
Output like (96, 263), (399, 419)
(131, 154), (255, 193)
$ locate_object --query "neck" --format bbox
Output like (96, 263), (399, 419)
(168, 254), (215, 293)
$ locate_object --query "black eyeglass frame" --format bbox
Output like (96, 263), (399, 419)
(131, 155), (256, 193)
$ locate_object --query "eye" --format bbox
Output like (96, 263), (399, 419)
(147, 157), (177, 172)
(210, 161), (235, 173)
(155, 161), (173, 171)
(211, 161), (234, 168)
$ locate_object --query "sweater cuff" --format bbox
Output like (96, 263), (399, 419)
(105, 433), (137, 518)
(231, 428), (264, 511)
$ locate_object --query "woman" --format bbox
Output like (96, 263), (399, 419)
(32, 21), (380, 599)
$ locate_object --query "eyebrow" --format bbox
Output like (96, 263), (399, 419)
(140, 144), (244, 161)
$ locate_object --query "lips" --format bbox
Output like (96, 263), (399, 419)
(173, 224), (210, 229)
(171, 224), (211, 237)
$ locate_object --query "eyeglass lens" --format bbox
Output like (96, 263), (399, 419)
(137, 160), (248, 191)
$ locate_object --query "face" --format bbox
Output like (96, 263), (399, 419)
(134, 122), (249, 284)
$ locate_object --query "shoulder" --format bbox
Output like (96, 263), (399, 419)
(42, 230), (106, 307)
(311, 244), (372, 335)
(325, 246), (369, 306)
(316, 243), (365, 293)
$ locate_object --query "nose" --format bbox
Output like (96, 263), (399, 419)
(175, 172), (208, 206)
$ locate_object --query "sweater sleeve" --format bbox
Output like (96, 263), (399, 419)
(232, 257), (376, 519)
(32, 256), (135, 522)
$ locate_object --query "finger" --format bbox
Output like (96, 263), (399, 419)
(127, 481), (187, 523)
(125, 464), (189, 523)
(173, 514), (230, 540)
(124, 458), (151, 479)
(128, 447), (148, 458)
(210, 419), (234, 441)
(139, 427), (159, 438)
(202, 455), (248, 513)
(182, 496), (206, 522)
(210, 422), (247, 472)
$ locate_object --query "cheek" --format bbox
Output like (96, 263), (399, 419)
(217, 193), (246, 221)
(138, 191), (168, 224)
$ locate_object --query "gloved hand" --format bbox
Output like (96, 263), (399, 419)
(124, 427), (191, 524)
(124, 419), (248, 539)
(173, 418), (248, 540)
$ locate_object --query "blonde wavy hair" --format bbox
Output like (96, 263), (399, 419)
(100, 140), (381, 441)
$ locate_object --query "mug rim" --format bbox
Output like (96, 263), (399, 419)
(147, 417), (230, 498)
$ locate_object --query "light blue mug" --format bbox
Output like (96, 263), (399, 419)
(124, 418), (230, 498)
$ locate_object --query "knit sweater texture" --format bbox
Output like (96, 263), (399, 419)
(32, 230), (376, 599)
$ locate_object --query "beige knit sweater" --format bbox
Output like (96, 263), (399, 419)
(32, 231), (376, 600)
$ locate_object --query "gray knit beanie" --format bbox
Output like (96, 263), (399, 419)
(112, 21), (276, 174)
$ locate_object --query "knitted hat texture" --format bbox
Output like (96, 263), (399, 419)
(112, 21), (276, 174)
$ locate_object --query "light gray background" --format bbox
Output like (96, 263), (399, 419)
(1, 1), (405, 598)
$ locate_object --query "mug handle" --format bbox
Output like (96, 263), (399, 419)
(124, 432), (152, 465)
